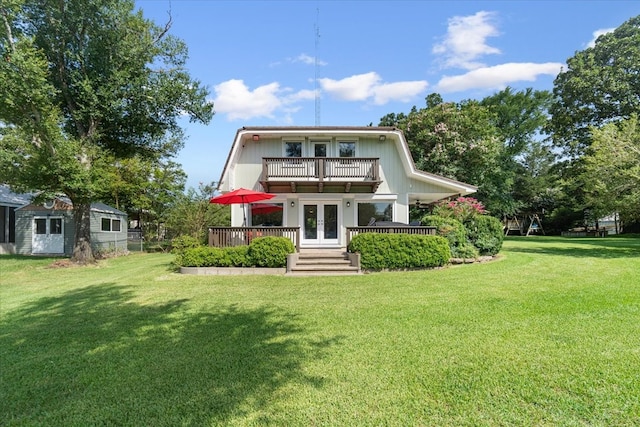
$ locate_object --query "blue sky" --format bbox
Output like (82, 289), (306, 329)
(134, 1), (639, 190)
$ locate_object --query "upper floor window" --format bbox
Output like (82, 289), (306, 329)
(284, 142), (302, 158)
(338, 141), (356, 158)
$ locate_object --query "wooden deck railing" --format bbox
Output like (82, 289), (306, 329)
(208, 227), (301, 252)
(262, 157), (380, 181)
(345, 225), (437, 248)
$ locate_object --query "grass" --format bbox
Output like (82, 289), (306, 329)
(1, 236), (639, 426)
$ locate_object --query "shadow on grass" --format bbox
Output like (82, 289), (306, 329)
(506, 236), (640, 259)
(1, 284), (338, 425)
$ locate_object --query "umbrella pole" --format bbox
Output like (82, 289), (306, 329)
(242, 196), (247, 226)
(243, 203), (247, 226)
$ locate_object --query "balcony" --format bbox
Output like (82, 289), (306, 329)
(260, 157), (382, 193)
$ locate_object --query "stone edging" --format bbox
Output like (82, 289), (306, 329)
(450, 255), (498, 265)
(180, 266), (286, 275)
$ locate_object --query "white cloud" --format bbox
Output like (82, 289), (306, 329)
(292, 53), (327, 66)
(213, 79), (313, 121)
(319, 72), (381, 101)
(435, 62), (564, 93)
(433, 11), (501, 70)
(319, 72), (427, 104)
(587, 28), (615, 48)
(372, 81), (429, 105)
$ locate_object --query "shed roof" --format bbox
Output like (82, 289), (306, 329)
(0, 185), (34, 207)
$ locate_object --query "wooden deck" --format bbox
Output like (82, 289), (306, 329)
(260, 157), (382, 193)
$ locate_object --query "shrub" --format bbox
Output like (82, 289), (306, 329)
(432, 197), (486, 223)
(420, 215), (467, 248)
(348, 233), (450, 270)
(466, 215), (504, 256)
(175, 237), (295, 268)
(226, 245), (251, 267)
(248, 236), (296, 268)
(170, 235), (203, 253)
(175, 246), (231, 267)
(451, 242), (479, 259)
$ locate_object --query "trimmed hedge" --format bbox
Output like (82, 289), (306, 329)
(174, 236), (295, 268)
(348, 233), (450, 271)
(247, 236), (296, 268)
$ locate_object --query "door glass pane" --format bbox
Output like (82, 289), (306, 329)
(50, 218), (62, 234)
(324, 204), (338, 239)
(303, 205), (317, 239)
(314, 143), (327, 157)
(35, 218), (47, 234)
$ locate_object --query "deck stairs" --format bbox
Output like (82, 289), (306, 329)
(286, 249), (361, 276)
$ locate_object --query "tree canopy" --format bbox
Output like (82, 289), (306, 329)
(548, 14), (640, 156)
(0, 0), (213, 262)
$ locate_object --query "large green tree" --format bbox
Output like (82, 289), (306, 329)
(548, 15), (640, 156)
(481, 87), (555, 216)
(0, 0), (213, 262)
(582, 115), (640, 224)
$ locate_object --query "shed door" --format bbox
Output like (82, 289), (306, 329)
(32, 217), (64, 254)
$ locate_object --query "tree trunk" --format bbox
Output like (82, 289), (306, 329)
(72, 201), (95, 263)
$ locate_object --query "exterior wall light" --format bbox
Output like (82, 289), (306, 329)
(252, 134), (260, 141)
(379, 135), (386, 141)
(291, 201), (295, 207)
(346, 201), (351, 207)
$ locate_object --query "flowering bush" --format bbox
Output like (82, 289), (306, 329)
(432, 197), (486, 223)
(426, 197), (503, 258)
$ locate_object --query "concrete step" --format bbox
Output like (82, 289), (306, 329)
(286, 250), (361, 276)
(296, 258), (351, 265)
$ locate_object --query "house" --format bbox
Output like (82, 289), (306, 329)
(216, 126), (477, 250)
(0, 187), (128, 256)
(0, 185), (33, 254)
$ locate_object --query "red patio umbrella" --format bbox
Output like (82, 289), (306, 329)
(209, 188), (276, 225)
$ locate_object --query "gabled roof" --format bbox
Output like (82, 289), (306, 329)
(0, 185), (34, 207)
(217, 126), (477, 196)
(90, 202), (126, 216)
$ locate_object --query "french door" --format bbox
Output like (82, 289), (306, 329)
(301, 202), (339, 247)
(32, 216), (64, 254)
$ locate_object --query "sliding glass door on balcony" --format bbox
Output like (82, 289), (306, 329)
(301, 202), (339, 247)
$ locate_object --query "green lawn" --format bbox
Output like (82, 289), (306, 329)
(1, 236), (639, 426)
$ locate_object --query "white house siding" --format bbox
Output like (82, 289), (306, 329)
(231, 134), (448, 225)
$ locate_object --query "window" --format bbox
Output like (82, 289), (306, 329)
(314, 143), (327, 157)
(250, 203), (283, 226)
(357, 202), (393, 226)
(338, 141), (356, 158)
(101, 218), (121, 232)
(50, 218), (62, 234)
(284, 141), (302, 158)
(35, 218), (47, 234)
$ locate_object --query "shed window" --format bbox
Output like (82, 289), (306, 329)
(101, 218), (121, 232)
(35, 218), (47, 234)
(50, 218), (62, 234)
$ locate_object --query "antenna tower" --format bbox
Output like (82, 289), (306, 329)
(314, 7), (321, 126)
